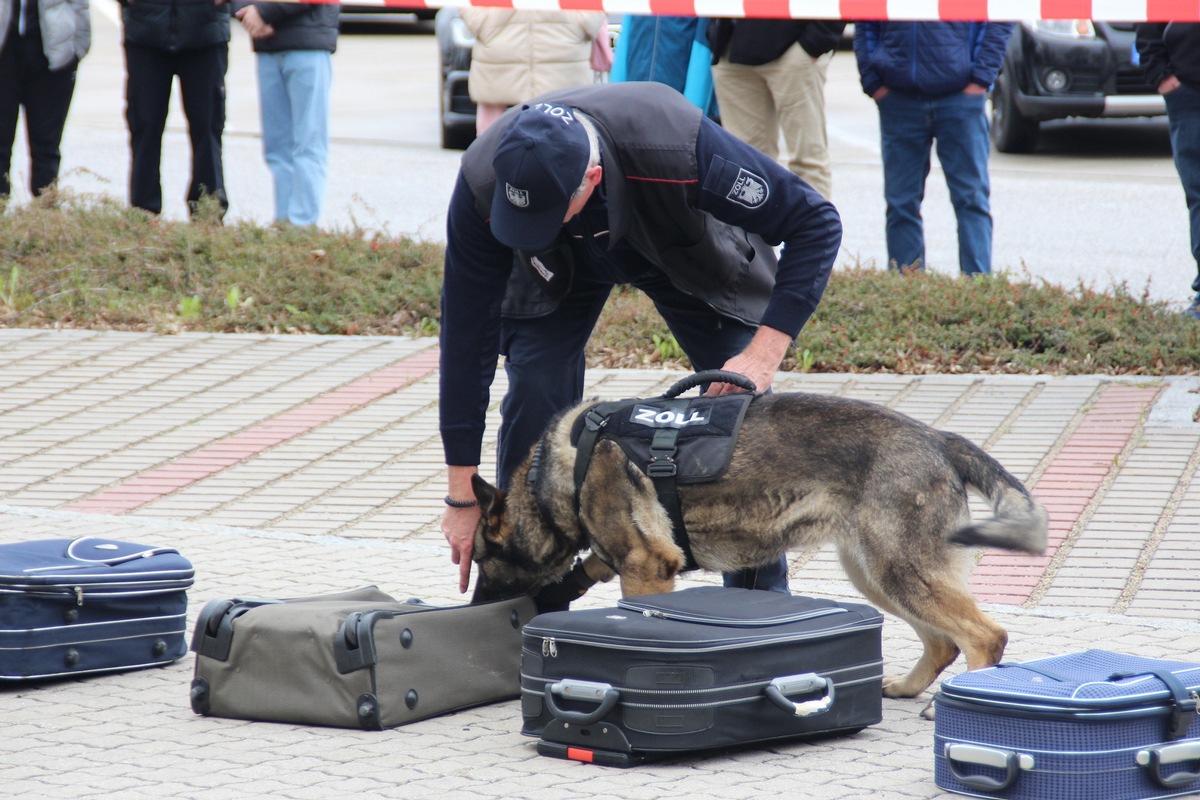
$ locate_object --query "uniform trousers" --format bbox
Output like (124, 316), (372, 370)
(496, 263), (790, 594)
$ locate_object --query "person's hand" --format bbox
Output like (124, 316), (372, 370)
(441, 505), (479, 594)
(1159, 75), (1182, 95)
(235, 5), (275, 40)
(872, 87), (890, 101)
(443, 465), (480, 593)
(963, 82), (988, 95)
(707, 326), (793, 396)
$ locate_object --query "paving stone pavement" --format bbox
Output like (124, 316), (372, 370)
(1, 329), (1198, 799)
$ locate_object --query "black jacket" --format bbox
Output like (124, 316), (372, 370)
(232, 0), (338, 53)
(441, 82), (841, 466)
(1137, 23), (1200, 91)
(120, 0), (229, 52)
(708, 19), (846, 66)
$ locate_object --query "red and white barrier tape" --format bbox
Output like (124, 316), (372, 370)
(318, 0), (1200, 22)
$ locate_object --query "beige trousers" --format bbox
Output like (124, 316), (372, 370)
(712, 44), (834, 200)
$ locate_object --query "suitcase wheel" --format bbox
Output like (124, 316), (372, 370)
(190, 678), (210, 715)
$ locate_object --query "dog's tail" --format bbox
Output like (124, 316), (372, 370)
(942, 431), (1049, 555)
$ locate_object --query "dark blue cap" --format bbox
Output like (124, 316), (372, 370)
(490, 102), (590, 252)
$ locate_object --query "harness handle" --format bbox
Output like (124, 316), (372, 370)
(662, 370), (757, 399)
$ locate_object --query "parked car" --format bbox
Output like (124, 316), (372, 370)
(341, 3), (435, 22)
(435, 9), (620, 151)
(991, 20), (1165, 153)
(436, 7), (476, 150)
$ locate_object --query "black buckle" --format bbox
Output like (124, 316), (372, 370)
(647, 458), (677, 478)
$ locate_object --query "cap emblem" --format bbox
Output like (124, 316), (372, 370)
(505, 183), (529, 208)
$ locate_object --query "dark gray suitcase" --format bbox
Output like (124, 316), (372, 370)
(190, 586), (537, 729)
(0, 537), (194, 680)
(521, 587), (884, 765)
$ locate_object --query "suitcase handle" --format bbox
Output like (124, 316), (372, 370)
(662, 370), (757, 399)
(1138, 742), (1200, 789)
(944, 744), (1034, 792)
(764, 673), (835, 717)
(544, 680), (620, 725)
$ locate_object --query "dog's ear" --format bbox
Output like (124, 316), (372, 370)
(471, 473), (504, 519)
(471, 473), (509, 555)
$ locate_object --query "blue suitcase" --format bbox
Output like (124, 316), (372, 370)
(0, 537), (194, 680)
(934, 649), (1200, 799)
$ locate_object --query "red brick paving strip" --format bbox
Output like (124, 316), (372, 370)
(969, 384), (1162, 605)
(64, 347), (441, 515)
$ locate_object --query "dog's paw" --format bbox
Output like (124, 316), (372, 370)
(882, 674), (922, 699)
(920, 698), (937, 721)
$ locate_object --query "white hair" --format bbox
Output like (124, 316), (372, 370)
(570, 113), (602, 200)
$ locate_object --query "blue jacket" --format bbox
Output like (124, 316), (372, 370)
(853, 22), (1013, 98)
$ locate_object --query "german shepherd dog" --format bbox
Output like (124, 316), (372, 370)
(469, 389), (1048, 704)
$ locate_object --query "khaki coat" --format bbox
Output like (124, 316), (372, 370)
(461, 9), (606, 106)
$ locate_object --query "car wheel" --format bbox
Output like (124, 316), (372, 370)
(441, 121), (475, 151)
(990, 70), (1039, 154)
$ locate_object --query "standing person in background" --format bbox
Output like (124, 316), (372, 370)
(615, 15), (717, 119)
(0, 0), (90, 206)
(853, 21), (1012, 274)
(460, 9), (606, 135)
(1137, 23), (1200, 319)
(708, 20), (845, 200)
(120, 0), (229, 217)
(234, 0), (338, 227)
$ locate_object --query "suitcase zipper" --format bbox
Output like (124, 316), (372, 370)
(619, 603), (848, 627)
(525, 620), (880, 655)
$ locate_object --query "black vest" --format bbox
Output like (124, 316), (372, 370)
(459, 82), (777, 325)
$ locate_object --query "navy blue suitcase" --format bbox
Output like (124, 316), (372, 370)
(935, 649), (1200, 799)
(0, 537), (194, 680)
(522, 587), (885, 766)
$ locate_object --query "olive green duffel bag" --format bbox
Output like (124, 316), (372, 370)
(189, 586), (535, 729)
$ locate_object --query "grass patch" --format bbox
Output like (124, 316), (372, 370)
(1, 196), (1197, 375)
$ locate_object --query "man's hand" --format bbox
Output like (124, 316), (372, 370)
(708, 326), (793, 396)
(442, 465), (480, 593)
(235, 5), (275, 40)
(872, 87), (889, 101)
(442, 506), (479, 594)
(1159, 75), (1182, 95)
(963, 83), (988, 95)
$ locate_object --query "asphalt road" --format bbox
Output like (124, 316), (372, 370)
(9, 10), (1194, 309)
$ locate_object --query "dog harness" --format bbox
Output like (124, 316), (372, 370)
(567, 371), (758, 573)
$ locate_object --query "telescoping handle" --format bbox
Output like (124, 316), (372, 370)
(544, 679), (621, 725)
(763, 673), (835, 717)
(1138, 741), (1200, 789)
(944, 744), (1035, 792)
(662, 370), (757, 399)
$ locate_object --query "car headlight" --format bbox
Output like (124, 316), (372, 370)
(1031, 19), (1096, 39)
